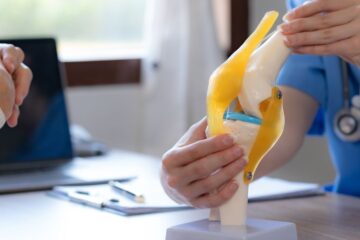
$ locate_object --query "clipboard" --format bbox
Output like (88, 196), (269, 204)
(48, 180), (191, 216)
(48, 177), (325, 216)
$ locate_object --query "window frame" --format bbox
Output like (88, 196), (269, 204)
(64, 59), (141, 87)
(229, 0), (249, 55)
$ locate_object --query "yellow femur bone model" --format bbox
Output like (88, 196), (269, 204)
(207, 11), (291, 225)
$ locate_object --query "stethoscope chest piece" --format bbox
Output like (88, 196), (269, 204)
(334, 108), (360, 142)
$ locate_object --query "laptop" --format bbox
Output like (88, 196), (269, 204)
(0, 38), (134, 193)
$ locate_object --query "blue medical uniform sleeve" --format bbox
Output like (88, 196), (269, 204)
(277, 54), (327, 135)
(309, 108), (325, 135)
(278, 54), (327, 106)
(287, 0), (305, 9)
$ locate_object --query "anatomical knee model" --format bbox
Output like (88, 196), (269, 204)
(207, 11), (291, 226)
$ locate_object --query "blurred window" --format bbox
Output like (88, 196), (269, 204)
(0, 0), (146, 61)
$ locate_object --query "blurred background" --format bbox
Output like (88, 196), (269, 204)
(0, 0), (334, 184)
(0, 0), (146, 60)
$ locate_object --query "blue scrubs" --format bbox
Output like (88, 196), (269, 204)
(277, 0), (360, 197)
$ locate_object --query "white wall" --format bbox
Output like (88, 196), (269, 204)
(66, 85), (143, 152)
(249, 0), (287, 31)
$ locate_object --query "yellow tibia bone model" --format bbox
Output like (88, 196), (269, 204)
(206, 11), (291, 226)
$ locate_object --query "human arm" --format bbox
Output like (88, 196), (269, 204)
(280, 0), (360, 66)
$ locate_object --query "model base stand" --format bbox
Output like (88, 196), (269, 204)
(166, 218), (297, 240)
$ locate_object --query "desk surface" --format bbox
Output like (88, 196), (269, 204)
(248, 194), (360, 240)
(0, 151), (359, 240)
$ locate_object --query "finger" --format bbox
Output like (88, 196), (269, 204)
(284, 20), (357, 47)
(293, 45), (332, 55)
(1, 45), (25, 74)
(181, 158), (246, 199)
(293, 36), (360, 56)
(281, 6), (357, 34)
(190, 180), (239, 208)
(13, 64), (33, 105)
(285, 0), (355, 20)
(7, 105), (19, 128)
(164, 144), (244, 189)
(167, 134), (235, 168)
(176, 117), (208, 147)
(180, 145), (244, 184)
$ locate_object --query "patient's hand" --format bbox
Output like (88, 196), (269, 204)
(0, 44), (32, 127)
(161, 118), (246, 208)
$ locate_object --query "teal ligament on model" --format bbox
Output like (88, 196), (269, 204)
(224, 111), (262, 125)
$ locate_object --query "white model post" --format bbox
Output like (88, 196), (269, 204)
(217, 31), (291, 226)
(217, 120), (259, 225)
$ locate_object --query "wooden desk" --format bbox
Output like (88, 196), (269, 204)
(248, 194), (360, 240)
(0, 151), (359, 240)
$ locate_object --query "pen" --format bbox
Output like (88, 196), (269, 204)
(109, 180), (145, 203)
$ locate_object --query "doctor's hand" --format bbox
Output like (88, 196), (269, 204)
(280, 0), (360, 67)
(161, 118), (246, 208)
(0, 44), (32, 127)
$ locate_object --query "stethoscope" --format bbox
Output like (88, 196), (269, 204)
(334, 60), (360, 142)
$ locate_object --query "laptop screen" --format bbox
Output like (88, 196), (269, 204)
(0, 38), (73, 168)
